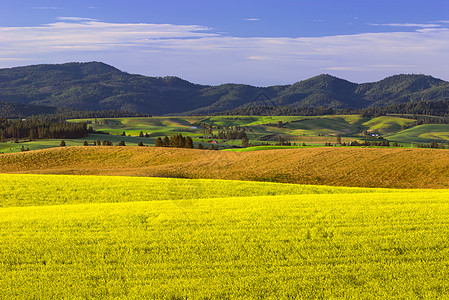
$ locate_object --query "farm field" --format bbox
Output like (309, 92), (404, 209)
(4, 114), (449, 154)
(2, 146), (449, 188)
(67, 114), (449, 148)
(0, 174), (391, 208)
(1, 174), (449, 298)
(0, 133), (154, 154)
(386, 124), (449, 144)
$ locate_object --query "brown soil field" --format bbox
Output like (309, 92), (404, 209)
(1, 146), (449, 188)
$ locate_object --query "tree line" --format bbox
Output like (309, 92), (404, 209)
(0, 101), (150, 119)
(155, 134), (194, 149)
(359, 101), (449, 118)
(36, 109), (150, 120)
(154, 134), (221, 150)
(214, 105), (338, 117)
(212, 100), (449, 118)
(216, 128), (248, 140)
(0, 117), (90, 142)
(416, 141), (447, 149)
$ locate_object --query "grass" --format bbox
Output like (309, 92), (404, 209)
(1, 174), (449, 298)
(362, 116), (416, 134)
(387, 124), (449, 144)
(0, 134), (155, 154)
(71, 117), (204, 138)
(284, 116), (365, 136)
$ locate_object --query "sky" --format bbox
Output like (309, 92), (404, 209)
(0, 0), (449, 86)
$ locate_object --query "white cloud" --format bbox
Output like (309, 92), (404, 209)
(370, 23), (441, 28)
(243, 18), (261, 21)
(57, 17), (98, 22)
(0, 21), (217, 53)
(0, 57), (31, 62)
(0, 19), (448, 85)
(247, 56), (272, 60)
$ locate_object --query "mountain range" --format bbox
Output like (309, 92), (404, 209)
(1, 62), (449, 115)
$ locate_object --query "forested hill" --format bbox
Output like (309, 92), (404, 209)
(0, 62), (449, 115)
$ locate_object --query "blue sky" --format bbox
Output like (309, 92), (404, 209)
(1, 0), (449, 85)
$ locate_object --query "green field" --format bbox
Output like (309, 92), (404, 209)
(1, 174), (449, 298)
(0, 134), (154, 154)
(65, 114), (438, 147)
(72, 116), (204, 138)
(362, 116), (416, 134)
(3, 114), (449, 154)
(70, 115), (449, 147)
(386, 124), (449, 144)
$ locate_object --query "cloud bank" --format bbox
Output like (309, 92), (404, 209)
(0, 18), (448, 85)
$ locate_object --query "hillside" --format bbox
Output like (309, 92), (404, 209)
(356, 74), (449, 105)
(0, 62), (211, 115)
(1, 62), (448, 115)
(2, 146), (449, 188)
(0, 101), (57, 117)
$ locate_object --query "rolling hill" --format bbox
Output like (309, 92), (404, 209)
(1, 62), (449, 115)
(2, 146), (449, 188)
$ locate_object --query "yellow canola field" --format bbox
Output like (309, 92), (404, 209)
(0, 174), (405, 208)
(1, 174), (449, 299)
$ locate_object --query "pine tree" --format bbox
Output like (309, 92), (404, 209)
(163, 136), (170, 147)
(242, 136), (249, 147)
(186, 136), (194, 149)
(155, 137), (163, 147)
(29, 129), (36, 141)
